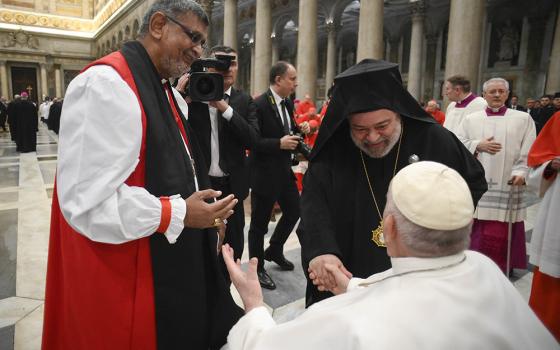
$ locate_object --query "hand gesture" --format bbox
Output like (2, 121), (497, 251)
(476, 137), (502, 154)
(280, 135), (300, 150)
(222, 244), (264, 312)
(176, 73), (190, 94)
(299, 121), (311, 134)
(308, 254), (352, 292)
(322, 263), (351, 295)
(509, 175), (525, 186)
(184, 189), (237, 229)
(209, 99), (229, 113)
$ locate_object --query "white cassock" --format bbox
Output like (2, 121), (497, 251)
(527, 161), (560, 277)
(443, 93), (486, 136)
(456, 108), (536, 222)
(225, 251), (557, 350)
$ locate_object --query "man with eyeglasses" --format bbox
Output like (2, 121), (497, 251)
(185, 45), (259, 281)
(42, 1), (242, 349)
(456, 77), (536, 274)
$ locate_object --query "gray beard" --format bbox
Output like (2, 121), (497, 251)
(351, 122), (402, 159)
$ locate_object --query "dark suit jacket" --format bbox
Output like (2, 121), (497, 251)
(509, 104), (526, 112)
(188, 88), (258, 200)
(250, 89), (298, 196)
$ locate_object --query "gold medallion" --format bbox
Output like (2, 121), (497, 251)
(371, 221), (386, 247)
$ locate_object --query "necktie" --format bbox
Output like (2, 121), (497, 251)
(280, 100), (290, 135)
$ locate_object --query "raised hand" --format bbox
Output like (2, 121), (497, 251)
(222, 244), (264, 312)
(184, 189), (237, 229)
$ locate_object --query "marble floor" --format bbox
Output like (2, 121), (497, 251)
(0, 123), (541, 349)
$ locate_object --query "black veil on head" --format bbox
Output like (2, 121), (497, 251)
(309, 59), (435, 160)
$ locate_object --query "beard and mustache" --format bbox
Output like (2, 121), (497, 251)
(351, 120), (402, 159)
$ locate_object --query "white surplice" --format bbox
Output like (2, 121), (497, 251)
(528, 161), (560, 278)
(57, 65), (190, 244)
(443, 94), (486, 136)
(225, 251), (557, 350)
(457, 108), (536, 222)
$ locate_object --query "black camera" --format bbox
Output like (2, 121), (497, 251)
(293, 133), (312, 160)
(187, 54), (233, 101)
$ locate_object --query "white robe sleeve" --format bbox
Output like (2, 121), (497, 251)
(511, 117), (536, 178)
(456, 115), (480, 154)
(57, 65), (185, 244)
(527, 161), (554, 198)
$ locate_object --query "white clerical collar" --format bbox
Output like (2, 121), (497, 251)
(390, 252), (466, 275)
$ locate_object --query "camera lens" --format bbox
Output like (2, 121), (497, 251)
(195, 76), (215, 95)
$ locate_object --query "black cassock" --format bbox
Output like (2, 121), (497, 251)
(297, 59), (488, 307)
(7, 100), (19, 141)
(14, 100), (38, 153)
(48, 101), (62, 134)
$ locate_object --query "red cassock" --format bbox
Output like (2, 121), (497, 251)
(42, 52), (157, 349)
(427, 109), (445, 125)
(295, 100), (315, 117)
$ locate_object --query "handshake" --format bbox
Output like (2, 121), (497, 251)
(308, 254), (353, 295)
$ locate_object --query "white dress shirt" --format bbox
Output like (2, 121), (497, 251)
(269, 86), (291, 130)
(57, 65), (188, 244)
(208, 86), (233, 177)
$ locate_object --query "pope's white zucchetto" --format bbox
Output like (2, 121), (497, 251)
(390, 161), (474, 230)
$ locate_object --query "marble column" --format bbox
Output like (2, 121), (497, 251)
(423, 34), (438, 101)
(407, 1), (425, 101)
(296, 0), (318, 99)
(223, 0), (237, 51)
(545, 8), (560, 93)
(357, 0), (384, 61)
(271, 35), (280, 65)
(388, 38), (400, 64)
(444, 0), (485, 97)
(250, 41), (256, 95)
(325, 21), (337, 98)
(0, 61), (8, 99)
(254, 0), (272, 95)
(55, 67), (62, 98)
(40, 64), (48, 100)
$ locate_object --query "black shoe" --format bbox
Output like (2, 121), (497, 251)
(264, 247), (294, 271)
(257, 268), (276, 290)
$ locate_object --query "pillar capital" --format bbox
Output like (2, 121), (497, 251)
(325, 20), (340, 35)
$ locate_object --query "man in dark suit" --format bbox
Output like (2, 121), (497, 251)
(187, 45), (259, 276)
(508, 95), (526, 111)
(249, 61), (302, 290)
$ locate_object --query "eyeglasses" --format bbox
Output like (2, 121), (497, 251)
(166, 15), (207, 49)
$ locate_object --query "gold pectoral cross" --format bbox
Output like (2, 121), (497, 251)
(371, 221), (386, 247)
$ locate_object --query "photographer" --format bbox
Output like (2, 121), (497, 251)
(247, 61), (303, 290)
(180, 46), (259, 279)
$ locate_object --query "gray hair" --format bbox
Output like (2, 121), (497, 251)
(138, 0), (208, 38)
(384, 189), (471, 257)
(482, 78), (509, 93)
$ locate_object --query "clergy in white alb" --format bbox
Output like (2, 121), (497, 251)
(443, 75), (487, 136)
(526, 111), (560, 341)
(221, 161), (557, 350)
(456, 77), (536, 273)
